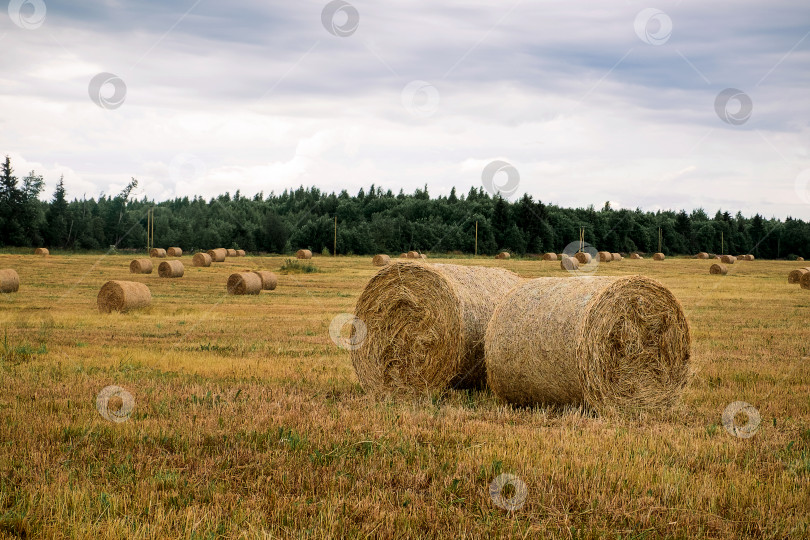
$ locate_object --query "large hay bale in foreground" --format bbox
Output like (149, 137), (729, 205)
(801, 272), (810, 290)
(787, 268), (809, 284)
(158, 260), (184, 278)
(193, 253), (212, 267)
(653, 252), (665, 261)
(351, 262), (522, 394)
(542, 253), (557, 261)
(227, 272), (262, 295)
(150, 248), (167, 258)
(611, 253), (622, 261)
(0, 269), (20, 293)
(296, 249), (313, 259)
(598, 251), (612, 262)
(710, 263), (728, 275)
(97, 280), (151, 313)
(696, 252), (709, 259)
(167, 247), (182, 257)
(252, 271), (278, 290)
(34, 248), (49, 256)
(574, 252), (591, 264)
(207, 248), (226, 262)
(560, 257), (579, 271)
(630, 253), (642, 260)
(226, 248), (238, 257)
(485, 275), (691, 413)
(720, 255), (737, 264)
(372, 254), (391, 267)
(495, 252), (510, 260)
(129, 259), (153, 274)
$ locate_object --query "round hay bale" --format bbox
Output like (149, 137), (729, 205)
(710, 263), (728, 275)
(129, 259), (153, 274)
(653, 252), (665, 261)
(158, 260), (184, 278)
(97, 280), (151, 313)
(745, 254), (755, 261)
(226, 248), (238, 257)
(399, 253), (408, 258)
(720, 255), (736, 264)
(167, 247), (183, 257)
(373, 254), (391, 266)
(296, 249), (313, 259)
(797, 257), (805, 262)
(150, 248), (167, 258)
(227, 272), (262, 295)
(598, 251), (613, 262)
(542, 253), (557, 261)
(207, 248), (226, 262)
(351, 262), (522, 394)
(801, 271), (810, 290)
(788, 268), (810, 284)
(560, 257), (579, 271)
(495, 252), (511, 260)
(574, 252), (591, 264)
(611, 253), (622, 261)
(0, 269), (20, 293)
(485, 275), (691, 413)
(236, 249), (246, 257)
(630, 253), (642, 260)
(420, 254), (427, 259)
(34, 248), (49, 256)
(252, 270), (278, 290)
(406, 251), (419, 259)
(560, 253), (570, 259)
(193, 253), (212, 267)
(696, 252), (709, 259)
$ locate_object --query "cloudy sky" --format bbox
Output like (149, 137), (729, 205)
(2, 0), (809, 218)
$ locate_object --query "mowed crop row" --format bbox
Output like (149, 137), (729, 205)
(0, 253), (808, 539)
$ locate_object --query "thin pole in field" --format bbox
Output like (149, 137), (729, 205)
(658, 227), (662, 253)
(475, 221), (478, 256)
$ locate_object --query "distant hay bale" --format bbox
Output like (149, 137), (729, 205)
(406, 251), (419, 259)
(630, 253), (642, 260)
(399, 253), (408, 258)
(97, 280), (151, 313)
(495, 252), (510, 259)
(611, 253), (622, 261)
(801, 272), (810, 290)
(720, 255), (737, 264)
(788, 268), (810, 284)
(158, 260), (184, 278)
(542, 253), (557, 261)
(710, 263), (728, 275)
(226, 249), (238, 257)
(167, 247), (182, 257)
(192, 253), (212, 267)
(697, 252), (709, 259)
(150, 248), (167, 258)
(574, 252), (591, 264)
(373, 254), (391, 266)
(420, 254), (427, 259)
(207, 248), (226, 262)
(227, 272), (262, 295)
(560, 253), (570, 259)
(236, 249), (246, 257)
(745, 254), (755, 261)
(252, 270), (278, 290)
(798, 257), (805, 262)
(129, 259), (153, 274)
(598, 251), (613, 262)
(296, 249), (313, 259)
(351, 262), (522, 394)
(34, 248), (49, 256)
(0, 269), (20, 293)
(560, 257), (579, 271)
(485, 275), (691, 413)
(653, 252), (665, 261)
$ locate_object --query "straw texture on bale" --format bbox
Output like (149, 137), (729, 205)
(158, 260), (184, 278)
(34, 248), (49, 255)
(207, 248), (226, 262)
(485, 275), (691, 412)
(150, 248), (167, 258)
(495, 252), (510, 259)
(296, 249), (313, 259)
(226, 248), (238, 257)
(720, 255), (737, 264)
(611, 253), (622, 261)
(129, 259), (153, 274)
(97, 280), (151, 313)
(801, 271), (810, 290)
(788, 268), (810, 284)
(696, 252), (709, 259)
(167, 247), (182, 257)
(227, 272), (262, 295)
(560, 257), (579, 271)
(0, 269), (20, 293)
(710, 263), (728, 275)
(351, 262), (522, 394)
(574, 252), (592, 264)
(653, 252), (665, 261)
(598, 251), (613, 262)
(542, 253), (558, 261)
(252, 270), (278, 290)
(630, 253), (642, 259)
(193, 253), (212, 267)
(372, 254), (391, 266)
(236, 249), (246, 257)
(406, 251), (419, 259)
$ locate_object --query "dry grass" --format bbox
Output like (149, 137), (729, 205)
(0, 253), (807, 538)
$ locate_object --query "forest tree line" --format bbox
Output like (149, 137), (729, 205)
(1, 157), (808, 258)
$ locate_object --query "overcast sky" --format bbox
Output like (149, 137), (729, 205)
(2, 1), (809, 218)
